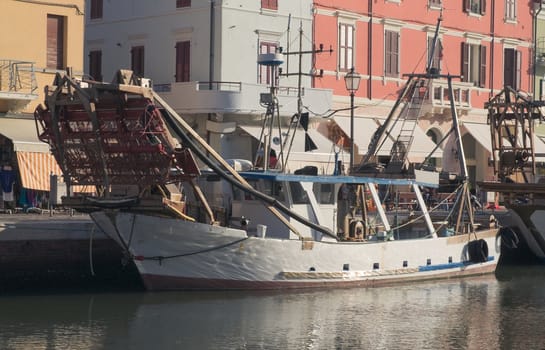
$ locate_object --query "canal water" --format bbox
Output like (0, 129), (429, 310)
(1, 266), (545, 350)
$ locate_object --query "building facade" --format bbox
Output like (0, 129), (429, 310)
(0, 0), (85, 210)
(313, 0), (538, 193)
(84, 0), (339, 173)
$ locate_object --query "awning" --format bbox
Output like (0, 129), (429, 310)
(461, 123), (492, 152)
(16, 151), (62, 191)
(333, 116), (442, 161)
(0, 117), (49, 153)
(239, 125), (339, 162)
(463, 122), (545, 159)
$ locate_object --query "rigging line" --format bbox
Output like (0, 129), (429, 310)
(140, 237), (250, 261)
(389, 184), (463, 232)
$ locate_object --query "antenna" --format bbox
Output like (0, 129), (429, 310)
(426, 10), (443, 76)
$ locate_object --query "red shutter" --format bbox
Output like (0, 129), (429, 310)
(261, 0), (278, 10)
(89, 50), (102, 82)
(176, 0), (191, 8)
(479, 45), (486, 88)
(47, 15), (64, 70)
(461, 43), (469, 82)
(176, 41), (190, 82)
(131, 46), (145, 76)
(90, 0), (103, 19)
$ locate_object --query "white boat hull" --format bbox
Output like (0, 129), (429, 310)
(91, 211), (500, 290)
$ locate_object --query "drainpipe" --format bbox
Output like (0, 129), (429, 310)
(367, 0), (373, 99)
(489, 0), (495, 97)
(533, 1), (543, 100)
(207, 0), (215, 149)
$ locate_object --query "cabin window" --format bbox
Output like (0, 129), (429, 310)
(504, 48), (521, 90)
(313, 183), (335, 204)
(461, 43), (486, 87)
(289, 182), (309, 205)
(273, 182), (286, 202)
(259, 41), (278, 85)
(89, 50), (102, 82)
(338, 23), (354, 71)
(384, 30), (399, 78)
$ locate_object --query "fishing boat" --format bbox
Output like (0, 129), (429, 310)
(479, 87), (545, 264)
(34, 20), (499, 291)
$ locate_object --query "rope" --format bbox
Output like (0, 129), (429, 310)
(137, 237), (250, 263)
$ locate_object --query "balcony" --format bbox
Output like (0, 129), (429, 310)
(154, 81), (332, 118)
(0, 59), (38, 112)
(429, 79), (472, 111)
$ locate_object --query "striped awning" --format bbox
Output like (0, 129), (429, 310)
(16, 151), (62, 191)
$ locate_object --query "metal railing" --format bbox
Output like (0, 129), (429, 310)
(0, 59), (38, 94)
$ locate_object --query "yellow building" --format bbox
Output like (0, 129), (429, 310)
(0, 0), (84, 210)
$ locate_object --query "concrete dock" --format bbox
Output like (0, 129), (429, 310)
(0, 213), (142, 293)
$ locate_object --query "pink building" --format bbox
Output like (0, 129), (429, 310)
(313, 0), (537, 187)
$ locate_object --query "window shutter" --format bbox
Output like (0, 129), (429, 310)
(504, 48), (514, 88)
(461, 43), (469, 83)
(385, 31), (392, 76)
(175, 41), (190, 82)
(394, 32), (399, 75)
(463, 0), (470, 12)
(479, 45), (486, 88)
(480, 0), (486, 15)
(515, 49), (521, 90)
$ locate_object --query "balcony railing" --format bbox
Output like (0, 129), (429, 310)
(0, 59), (37, 95)
(156, 81), (331, 117)
(0, 59), (38, 112)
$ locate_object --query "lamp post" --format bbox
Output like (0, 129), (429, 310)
(344, 67), (361, 173)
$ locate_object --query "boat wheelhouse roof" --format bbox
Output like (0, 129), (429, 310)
(238, 171), (439, 188)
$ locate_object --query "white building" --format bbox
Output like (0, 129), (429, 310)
(84, 0), (339, 173)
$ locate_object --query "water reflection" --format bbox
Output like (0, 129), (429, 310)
(0, 269), (544, 349)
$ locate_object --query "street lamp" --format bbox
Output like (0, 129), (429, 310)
(344, 67), (361, 173)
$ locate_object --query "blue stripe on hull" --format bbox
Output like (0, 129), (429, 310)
(418, 256), (495, 272)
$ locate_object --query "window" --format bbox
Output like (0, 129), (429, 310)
(385, 30), (399, 77)
(505, 0), (516, 21)
(429, 0), (442, 7)
(427, 37), (443, 73)
(46, 15), (65, 70)
(464, 0), (486, 15)
(461, 43), (486, 87)
(261, 0), (278, 10)
(175, 41), (190, 82)
(131, 46), (145, 77)
(89, 50), (102, 82)
(90, 0), (103, 19)
(176, 0), (190, 8)
(339, 23), (354, 71)
(504, 48), (521, 90)
(259, 42), (278, 85)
